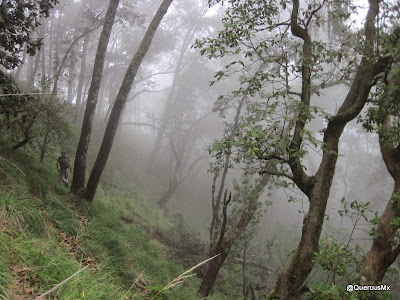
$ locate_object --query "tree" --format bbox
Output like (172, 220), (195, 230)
(199, 173), (270, 297)
(157, 129), (207, 209)
(146, 2), (208, 172)
(73, 34), (90, 123)
(83, 0), (174, 201)
(0, 0), (58, 69)
(71, 0), (120, 193)
(362, 57), (400, 282)
(196, 0), (399, 297)
(0, 70), (71, 154)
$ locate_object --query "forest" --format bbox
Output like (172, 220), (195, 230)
(0, 0), (399, 299)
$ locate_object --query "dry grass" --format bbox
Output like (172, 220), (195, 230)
(151, 253), (220, 299)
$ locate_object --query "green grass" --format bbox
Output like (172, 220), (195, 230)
(0, 142), (217, 299)
(0, 122), (246, 300)
(0, 191), (47, 236)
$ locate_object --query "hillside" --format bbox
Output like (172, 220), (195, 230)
(0, 142), (229, 299)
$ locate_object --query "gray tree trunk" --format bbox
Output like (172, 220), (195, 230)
(74, 34), (90, 123)
(199, 174), (270, 297)
(71, 0), (120, 193)
(84, 0), (174, 201)
(67, 57), (76, 104)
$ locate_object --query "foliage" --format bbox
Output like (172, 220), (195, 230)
(306, 282), (345, 300)
(0, 72), (72, 153)
(228, 173), (271, 228)
(194, 0), (366, 183)
(197, 0), (400, 296)
(313, 237), (354, 284)
(0, 0), (58, 69)
(0, 70), (33, 117)
(361, 66), (400, 148)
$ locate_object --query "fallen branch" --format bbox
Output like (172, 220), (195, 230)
(34, 265), (89, 299)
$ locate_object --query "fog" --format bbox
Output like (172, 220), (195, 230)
(9, 0), (399, 295)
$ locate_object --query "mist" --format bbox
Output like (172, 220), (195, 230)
(3, 0), (399, 298)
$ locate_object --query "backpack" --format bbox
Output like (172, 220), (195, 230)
(58, 155), (70, 169)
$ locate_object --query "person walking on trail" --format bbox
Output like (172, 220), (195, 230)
(57, 151), (72, 187)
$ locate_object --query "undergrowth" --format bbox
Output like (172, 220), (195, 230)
(0, 142), (229, 299)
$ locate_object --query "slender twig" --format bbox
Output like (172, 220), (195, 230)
(34, 265), (89, 299)
(125, 271), (144, 296)
(0, 93), (53, 97)
(151, 254), (221, 299)
(0, 156), (26, 177)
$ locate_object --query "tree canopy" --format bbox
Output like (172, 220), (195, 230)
(0, 0), (58, 69)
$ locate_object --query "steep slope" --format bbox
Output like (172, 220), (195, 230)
(0, 144), (226, 299)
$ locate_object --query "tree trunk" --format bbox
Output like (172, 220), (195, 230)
(26, 54), (35, 86)
(157, 178), (180, 208)
(210, 95), (247, 255)
(363, 182), (400, 281)
(47, 19), (53, 81)
(27, 37), (41, 86)
(362, 65), (400, 282)
(70, 0), (120, 193)
(269, 0), (384, 298)
(199, 252), (229, 297)
(199, 174), (270, 297)
(12, 132), (34, 151)
(74, 34), (90, 123)
(40, 25), (46, 84)
(52, 14), (62, 86)
(146, 24), (196, 172)
(39, 130), (50, 162)
(67, 57), (76, 104)
(14, 48), (26, 80)
(52, 25), (102, 95)
(83, 0), (174, 201)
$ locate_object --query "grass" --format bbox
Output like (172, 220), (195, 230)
(0, 191), (47, 235)
(0, 141), (237, 299)
(0, 122), (249, 299)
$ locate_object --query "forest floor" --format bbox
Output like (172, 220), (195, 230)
(0, 144), (230, 299)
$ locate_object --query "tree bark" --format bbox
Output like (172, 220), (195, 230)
(14, 48), (26, 80)
(73, 34), (90, 123)
(67, 56), (76, 104)
(26, 54), (35, 86)
(70, 0), (120, 193)
(40, 24), (47, 84)
(210, 95), (246, 256)
(199, 174), (270, 297)
(12, 136), (34, 150)
(363, 182), (400, 281)
(83, 0), (174, 201)
(47, 19), (53, 81)
(157, 178), (180, 208)
(362, 64), (400, 282)
(39, 130), (50, 162)
(27, 32), (41, 86)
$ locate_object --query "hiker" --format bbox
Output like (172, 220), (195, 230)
(57, 151), (72, 187)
